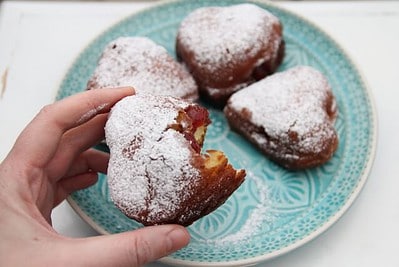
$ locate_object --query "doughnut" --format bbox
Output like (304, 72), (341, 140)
(87, 37), (198, 101)
(176, 3), (284, 107)
(224, 66), (338, 170)
(105, 94), (245, 226)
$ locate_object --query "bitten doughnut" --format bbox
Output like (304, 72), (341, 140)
(105, 94), (245, 226)
(87, 37), (198, 101)
(224, 66), (339, 170)
(176, 3), (284, 107)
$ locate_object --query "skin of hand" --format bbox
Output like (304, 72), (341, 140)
(0, 87), (190, 267)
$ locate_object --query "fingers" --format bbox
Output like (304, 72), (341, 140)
(67, 225), (190, 267)
(9, 87), (134, 167)
(45, 114), (109, 179)
(53, 172), (98, 207)
(64, 149), (110, 177)
(52, 149), (109, 205)
(60, 113), (108, 157)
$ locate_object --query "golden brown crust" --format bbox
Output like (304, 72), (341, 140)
(140, 151), (246, 226)
(224, 105), (338, 170)
(106, 94), (245, 226)
(224, 66), (339, 170)
(176, 4), (285, 108)
(87, 37), (198, 102)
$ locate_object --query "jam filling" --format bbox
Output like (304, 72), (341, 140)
(170, 104), (211, 153)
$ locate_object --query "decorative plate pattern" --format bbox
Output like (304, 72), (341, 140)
(57, 0), (377, 266)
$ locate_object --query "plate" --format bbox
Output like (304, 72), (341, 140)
(57, 0), (377, 266)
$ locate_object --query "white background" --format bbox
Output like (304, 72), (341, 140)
(0, 1), (398, 266)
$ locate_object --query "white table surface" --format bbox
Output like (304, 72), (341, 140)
(0, 1), (398, 266)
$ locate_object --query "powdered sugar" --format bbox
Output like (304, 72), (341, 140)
(76, 102), (109, 124)
(228, 66), (337, 154)
(105, 94), (200, 222)
(177, 4), (281, 72)
(205, 171), (273, 245)
(87, 37), (198, 101)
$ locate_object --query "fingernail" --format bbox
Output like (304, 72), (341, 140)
(116, 86), (135, 94)
(166, 227), (190, 252)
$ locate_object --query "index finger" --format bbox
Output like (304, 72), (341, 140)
(9, 87), (134, 167)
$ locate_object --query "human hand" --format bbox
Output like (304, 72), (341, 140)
(0, 87), (190, 266)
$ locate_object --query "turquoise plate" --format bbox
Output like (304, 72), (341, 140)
(57, 0), (377, 266)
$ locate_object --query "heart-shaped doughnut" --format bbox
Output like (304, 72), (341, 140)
(176, 3), (285, 107)
(224, 66), (338, 169)
(105, 94), (245, 226)
(87, 37), (198, 101)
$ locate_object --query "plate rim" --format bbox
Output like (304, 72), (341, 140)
(63, 0), (378, 266)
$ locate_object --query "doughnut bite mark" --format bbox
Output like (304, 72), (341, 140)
(105, 94), (245, 226)
(87, 37), (198, 101)
(168, 105), (210, 153)
(224, 66), (339, 170)
(176, 4), (285, 107)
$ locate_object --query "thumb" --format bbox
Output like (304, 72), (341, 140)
(68, 225), (190, 267)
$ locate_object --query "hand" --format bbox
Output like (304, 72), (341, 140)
(0, 87), (190, 267)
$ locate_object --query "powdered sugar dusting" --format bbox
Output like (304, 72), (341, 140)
(229, 66), (336, 154)
(205, 172), (273, 245)
(76, 102), (109, 124)
(88, 37), (198, 101)
(177, 4), (281, 72)
(105, 94), (200, 222)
